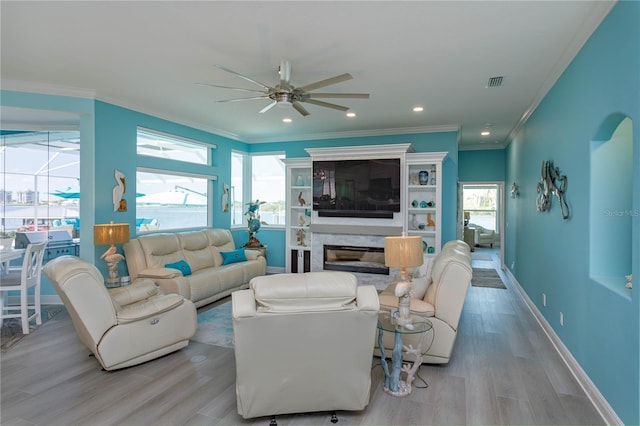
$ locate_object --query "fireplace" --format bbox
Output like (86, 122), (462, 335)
(323, 244), (389, 275)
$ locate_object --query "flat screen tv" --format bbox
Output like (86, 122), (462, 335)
(312, 158), (401, 218)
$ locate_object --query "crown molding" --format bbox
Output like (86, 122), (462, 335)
(1, 79), (96, 99)
(94, 93), (243, 142)
(506, 0), (616, 145)
(2, 80), (460, 145)
(247, 124), (460, 144)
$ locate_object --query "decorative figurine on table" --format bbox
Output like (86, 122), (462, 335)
(243, 200), (267, 248)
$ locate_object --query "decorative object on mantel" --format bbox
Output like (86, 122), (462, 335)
(222, 183), (230, 212)
(536, 160), (570, 219)
(112, 169), (127, 212)
(94, 221), (130, 286)
(510, 182), (520, 198)
(243, 200), (267, 248)
(625, 274), (633, 289)
(384, 234), (424, 328)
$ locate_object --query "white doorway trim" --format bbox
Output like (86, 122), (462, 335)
(459, 181), (505, 267)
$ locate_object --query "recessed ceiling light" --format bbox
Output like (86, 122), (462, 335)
(282, 118), (292, 123)
(346, 112), (356, 118)
(413, 106), (424, 112)
(481, 130), (491, 136)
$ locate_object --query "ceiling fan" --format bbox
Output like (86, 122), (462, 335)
(199, 60), (369, 116)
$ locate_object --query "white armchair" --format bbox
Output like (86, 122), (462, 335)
(43, 255), (197, 371)
(232, 271), (379, 423)
(470, 223), (495, 247)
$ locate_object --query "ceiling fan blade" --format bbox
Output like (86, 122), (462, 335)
(299, 73), (353, 92)
(215, 64), (272, 91)
(196, 83), (268, 94)
(303, 98), (350, 112)
(307, 93), (369, 99)
(216, 96), (270, 103)
(259, 101), (278, 113)
(292, 101), (310, 117)
(279, 60), (292, 86)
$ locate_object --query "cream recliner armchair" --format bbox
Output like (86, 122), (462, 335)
(43, 256), (197, 371)
(377, 241), (472, 364)
(232, 271), (379, 423)
(470, 224), (495, 247)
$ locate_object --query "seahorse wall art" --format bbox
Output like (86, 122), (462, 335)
(536, 160), (570, 220)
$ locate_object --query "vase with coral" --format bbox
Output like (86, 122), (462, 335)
(243, 200), (267, 248)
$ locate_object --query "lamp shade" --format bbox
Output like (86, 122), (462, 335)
(94, 222), (130, 246)
(384, 235), (424, 268)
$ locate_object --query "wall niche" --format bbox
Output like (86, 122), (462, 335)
(589, 114), (633, 296)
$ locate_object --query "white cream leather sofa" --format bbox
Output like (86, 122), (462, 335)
(123, 229), (266, 308)
(377, 240), (472, 364)
(232, 271), (379, 422)
(43, 255), (197, 371)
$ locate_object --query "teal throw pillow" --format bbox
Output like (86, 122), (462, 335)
(221, 248), (247, 265)
(165, 260), (192, 276)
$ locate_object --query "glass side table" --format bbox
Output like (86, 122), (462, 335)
(377, 311), (433, 397)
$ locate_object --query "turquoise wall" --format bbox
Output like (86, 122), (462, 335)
(459, 149), (506, 182)
(1, 92), (458, 292)
(505, 2), (639, 423)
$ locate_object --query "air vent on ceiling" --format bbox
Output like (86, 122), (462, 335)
(487, 76), (504, 88)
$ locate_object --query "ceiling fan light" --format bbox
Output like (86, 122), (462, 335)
(277, 100), (292, 108)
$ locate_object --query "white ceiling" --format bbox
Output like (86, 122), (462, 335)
(0, 1), (615, 149)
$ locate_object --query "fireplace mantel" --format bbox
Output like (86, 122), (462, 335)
(310, 224), (403, 236)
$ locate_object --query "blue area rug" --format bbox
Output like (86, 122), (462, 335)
(192, 301), (233, 348)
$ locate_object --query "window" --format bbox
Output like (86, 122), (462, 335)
(136, 169), (212, 232)
(137, 128), (211, 165)
(136, 127), (216, 233)
(463, 184), (498, 231)
(231, 151), (285, 227)
(1, 131), (80, 235)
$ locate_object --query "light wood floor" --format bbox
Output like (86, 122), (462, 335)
(0, 248), (605, 425)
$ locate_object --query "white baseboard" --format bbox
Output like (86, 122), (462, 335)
(502, 265), (623, 426)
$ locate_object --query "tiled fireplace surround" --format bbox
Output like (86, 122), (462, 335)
(310, 224), (403, 290)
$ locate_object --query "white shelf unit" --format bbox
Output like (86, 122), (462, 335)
(282, 158), (312, 273)
(404, 152), (447, 256)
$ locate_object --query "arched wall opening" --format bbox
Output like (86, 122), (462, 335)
(589, 114), (633, 296)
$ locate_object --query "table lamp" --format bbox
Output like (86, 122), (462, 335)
(94, 222), (130, 286)
(384, 234), (424, 327)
